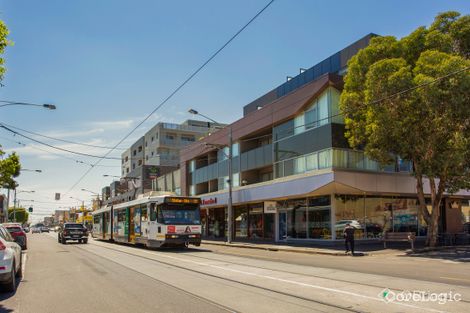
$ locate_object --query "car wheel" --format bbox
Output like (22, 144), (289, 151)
(16, 257), (23, 278)
(3, 262), (16, 292)
(58, 236), (60, 243)
(61, 237), (66, 244)
(78, 240), (82, 244)
(83, 239), (88, 244)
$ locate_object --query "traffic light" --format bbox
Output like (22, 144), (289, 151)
(28, 207), (33, 213)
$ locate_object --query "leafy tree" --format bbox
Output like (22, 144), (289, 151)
(0, 147), (20, 189)
(0, 20), (20, 188)
(8, 207), (29, 224)
(340, 11), (470, 247)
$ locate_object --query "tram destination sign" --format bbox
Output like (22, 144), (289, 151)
(165, 197), (201, 204)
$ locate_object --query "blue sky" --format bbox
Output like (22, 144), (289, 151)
(0, 0), (468, 222)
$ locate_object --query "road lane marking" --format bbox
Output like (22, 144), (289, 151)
(89, 243), (448, 313)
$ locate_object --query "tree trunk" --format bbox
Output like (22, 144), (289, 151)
(426, 209), (440, 247)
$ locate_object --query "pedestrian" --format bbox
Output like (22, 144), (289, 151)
(343, 223), (355, 255)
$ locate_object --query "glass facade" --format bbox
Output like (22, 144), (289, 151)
(334, 195), (423, 239)
(278, 196), (331, 240)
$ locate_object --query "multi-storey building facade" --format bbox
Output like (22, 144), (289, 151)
(180, 34), (470, 243)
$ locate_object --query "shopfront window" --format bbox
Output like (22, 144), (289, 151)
(208, 208), (225, 238)
(234, 206), (248, 238)
(249, 205), (263, 239)
(308, 196), (331, 239)
(335, 195), (422, 238)
(282, 199), (307, 239)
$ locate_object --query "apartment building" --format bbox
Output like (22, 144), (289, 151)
(180, 34), (470, 243)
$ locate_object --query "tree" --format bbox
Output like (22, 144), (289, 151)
(0, 147), (21, 189)
(8, 207), (29, 224)
(0, 20), (20, 188)
(340, 11), (470, 247)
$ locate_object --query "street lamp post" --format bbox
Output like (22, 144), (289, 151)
(0, 100), (56, 110)
(188, 109), (233, 244)
(81, 188), (102, 209)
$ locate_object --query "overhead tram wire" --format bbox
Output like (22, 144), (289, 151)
(0, 124), (121, 160)
(64, 0), (276, 195)
(0, 135), (120, 168)
(0, 121), (126, 150)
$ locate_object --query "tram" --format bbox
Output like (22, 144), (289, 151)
(92, 194), (201, 248)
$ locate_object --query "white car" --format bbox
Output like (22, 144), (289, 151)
(0, 224), (22, 292)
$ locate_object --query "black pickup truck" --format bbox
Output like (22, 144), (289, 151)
(58, 223), (88, 244)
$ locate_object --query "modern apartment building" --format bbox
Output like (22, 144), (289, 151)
(180, 34), (470, 243)
(121, 120), (218, 177)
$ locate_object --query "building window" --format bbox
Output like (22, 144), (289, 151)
(126, 167), (129, 173)
(145, 155), (148, 161)
(138, 160), (143, 166)
(125, 156), (129, 162)
(165, 133), (175, 140)
(181, 135), (195, 142)
(138, 146), (142, 152)
(151, 136), (154, 142)
(151, 152), (154, 157)
(133, 150), (136, 156)
(132, 163), (136, 169)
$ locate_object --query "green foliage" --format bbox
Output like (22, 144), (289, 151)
(0, 146), (21, 189)
(0, 19), (12, 83)
(8, 207), (29, 224)
(340, 11), (470, 246)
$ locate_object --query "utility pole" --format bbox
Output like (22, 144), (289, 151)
(227, 127), (233, 243)
(13, 189), (16, 222)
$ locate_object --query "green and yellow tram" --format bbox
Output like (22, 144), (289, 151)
(92, 194), (201, 248)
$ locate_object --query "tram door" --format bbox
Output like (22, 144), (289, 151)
(103, 212), (109, 239)
(129, 207), (135, 243)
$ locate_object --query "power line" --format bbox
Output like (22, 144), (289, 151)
(0, 121), (127, 150)
(64, 0), (276, 194)
(0, 135), (121, 168)
(235, 66), (470, 143)
(0, 124), (121, 160)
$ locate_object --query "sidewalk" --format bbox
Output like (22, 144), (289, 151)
(200, 239), (415, 256)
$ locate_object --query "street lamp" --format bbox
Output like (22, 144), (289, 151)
(188, 108), (233, 244)
(21, 168), (43, 173)
(81, 188), (99, 196)
(0, 100), (56, 110)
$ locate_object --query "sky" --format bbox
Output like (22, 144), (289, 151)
(0, 0), (468, 222)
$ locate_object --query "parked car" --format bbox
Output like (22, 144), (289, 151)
(3, 223), (27, 250)
(58, 223), (88, 244)
(23, 226), (30, 233)
(0, 224), (22, 292)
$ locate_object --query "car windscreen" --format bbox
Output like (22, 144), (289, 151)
(65, 224), (84, 229)
(157, 204), (200, 225)
(6, 227), (22, 233)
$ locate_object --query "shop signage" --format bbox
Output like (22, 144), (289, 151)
(264, 201), (277, 214)
(202, 198), (217, 205)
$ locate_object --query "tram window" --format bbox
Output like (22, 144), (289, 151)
(149, 203), (157, 221)
(141, 207), (148, 222)
(93, 215), (100, 224)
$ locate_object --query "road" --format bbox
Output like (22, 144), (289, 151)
(1, 234), (469, 313)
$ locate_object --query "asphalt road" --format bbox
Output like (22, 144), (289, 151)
(1, 234), (470, 313)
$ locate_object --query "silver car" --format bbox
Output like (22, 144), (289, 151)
(0, 224), (22, 292)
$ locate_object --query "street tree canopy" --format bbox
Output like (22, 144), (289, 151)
(340, 11), (470, 247)
(0, 19), (20, 189)
(8, 207), (28, 224)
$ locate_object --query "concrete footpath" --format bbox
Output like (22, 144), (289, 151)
(202, 239), (378, 256)
(202, 240), (470, 257)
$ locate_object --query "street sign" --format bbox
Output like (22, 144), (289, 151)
(28, 207), (33, 213)
(55, 193), (60, 200)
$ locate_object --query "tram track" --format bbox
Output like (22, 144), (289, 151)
(78, 241), (365, 313)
